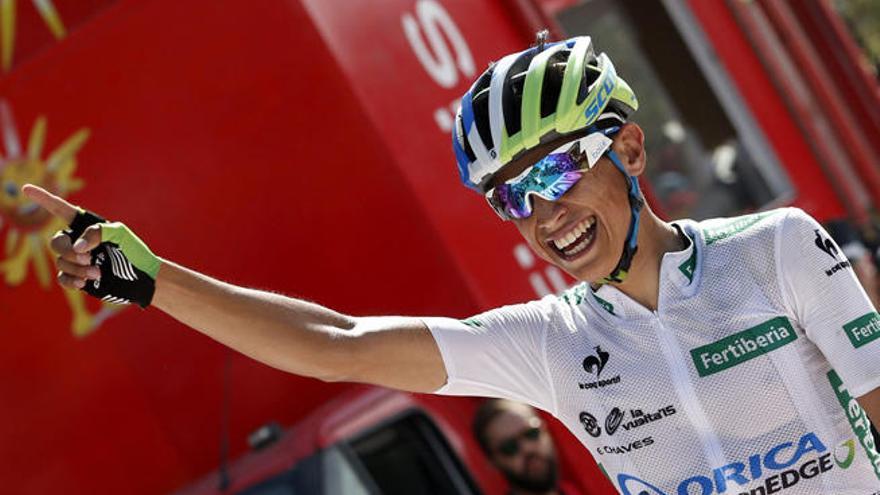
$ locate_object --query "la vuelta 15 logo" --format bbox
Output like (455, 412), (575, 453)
(616, 432), (858, 495)
(0, 100), (122, 337)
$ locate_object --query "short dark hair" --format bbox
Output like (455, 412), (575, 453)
(472, 398), (534, 457)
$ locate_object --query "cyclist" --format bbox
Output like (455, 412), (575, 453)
(23, 34), (880, 494)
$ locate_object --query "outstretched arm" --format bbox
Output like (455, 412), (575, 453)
(23, 185), (447, 393)
(152, 261), (446, 391)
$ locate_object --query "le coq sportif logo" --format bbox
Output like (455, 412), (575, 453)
(813, 229), (852, 277)
(814, 229), (839, 259)
(579, 346), (621, 390)
(582, 345), (609, 378)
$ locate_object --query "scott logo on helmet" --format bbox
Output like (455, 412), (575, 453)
(584, 75), (616, 124)
(616, 432), (851, 495)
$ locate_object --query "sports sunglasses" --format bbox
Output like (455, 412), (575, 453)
(495, 422), (543, 457)
(485, 129), (617, 221)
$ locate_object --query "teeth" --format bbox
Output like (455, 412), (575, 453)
(553, 217), (596, 250)
(566, 233), (593, 255)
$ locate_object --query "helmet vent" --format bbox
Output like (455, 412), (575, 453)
(577, 62), (602, 105)
(540, 53), (568, 118)
(472, 69), (496, 152)
(502, 52), (537, 137)
(456, 117), (477, 164)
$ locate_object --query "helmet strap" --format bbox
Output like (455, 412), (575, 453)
(599, 150), (644, 285)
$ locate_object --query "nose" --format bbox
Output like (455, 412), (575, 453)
(531, 196), (567, 229)
(518, 436), (543, 458)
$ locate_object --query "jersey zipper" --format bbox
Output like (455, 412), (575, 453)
(653, 309), (729, 469)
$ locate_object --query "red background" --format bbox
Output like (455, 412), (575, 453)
(2, 0), (873, 493)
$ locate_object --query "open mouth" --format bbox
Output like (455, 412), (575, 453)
(548, 216), (597, 262)
(525, 455), (549, 476)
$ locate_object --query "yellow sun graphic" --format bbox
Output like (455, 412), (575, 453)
(0, 100), (121, 337)
(0, 0), (67, 72)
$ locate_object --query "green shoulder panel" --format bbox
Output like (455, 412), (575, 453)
(701, 211), (782, 246)
(560, 283), (615, 315)
(461, 317), (484, 328)
(592, 294), (615, 315)
(561, 283), (589, 305)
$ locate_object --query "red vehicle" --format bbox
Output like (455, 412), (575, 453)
(171, 388), (598, 495)
(1, 1), (877, 494)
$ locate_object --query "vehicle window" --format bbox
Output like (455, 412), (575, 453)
(235, 450), (321, 495)
(322, 447), (373, 495)
(235, 412), (478, 495)
(346, 413), (478, 495)
(235, 446), (374, 495)
(235, 471), (299, 495)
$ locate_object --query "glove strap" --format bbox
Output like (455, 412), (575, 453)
(63, 209), (107, 242)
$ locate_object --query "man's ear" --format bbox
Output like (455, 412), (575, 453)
(613, 123), (646, 177)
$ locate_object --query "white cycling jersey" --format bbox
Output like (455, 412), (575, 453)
(424, 208), (880, 495)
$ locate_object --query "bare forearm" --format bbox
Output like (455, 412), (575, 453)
(20, 184), (445, 390)
(152, 259), (357, 381)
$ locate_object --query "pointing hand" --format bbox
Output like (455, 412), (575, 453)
(22, 184), (160, 307)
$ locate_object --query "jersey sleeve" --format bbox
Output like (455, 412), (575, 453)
(777, 208), (880, 397)
(421, 298), (557, 414)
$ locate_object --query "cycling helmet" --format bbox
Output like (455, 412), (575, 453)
(452, 34), (638, 192)
(452, 34), (643, 284)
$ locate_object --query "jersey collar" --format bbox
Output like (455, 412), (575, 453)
(585, 220), (703, 320)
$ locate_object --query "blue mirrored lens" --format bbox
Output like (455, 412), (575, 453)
(492, 152), (586, 219)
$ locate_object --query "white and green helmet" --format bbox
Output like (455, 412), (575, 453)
(452, 35), (639, 192)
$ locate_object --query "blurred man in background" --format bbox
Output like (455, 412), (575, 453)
(473, 399), (583, 495)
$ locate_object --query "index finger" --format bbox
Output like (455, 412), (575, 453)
(21, 184), (79, 224)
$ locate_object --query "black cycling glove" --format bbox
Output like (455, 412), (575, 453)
(63, 209), (160, 308)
